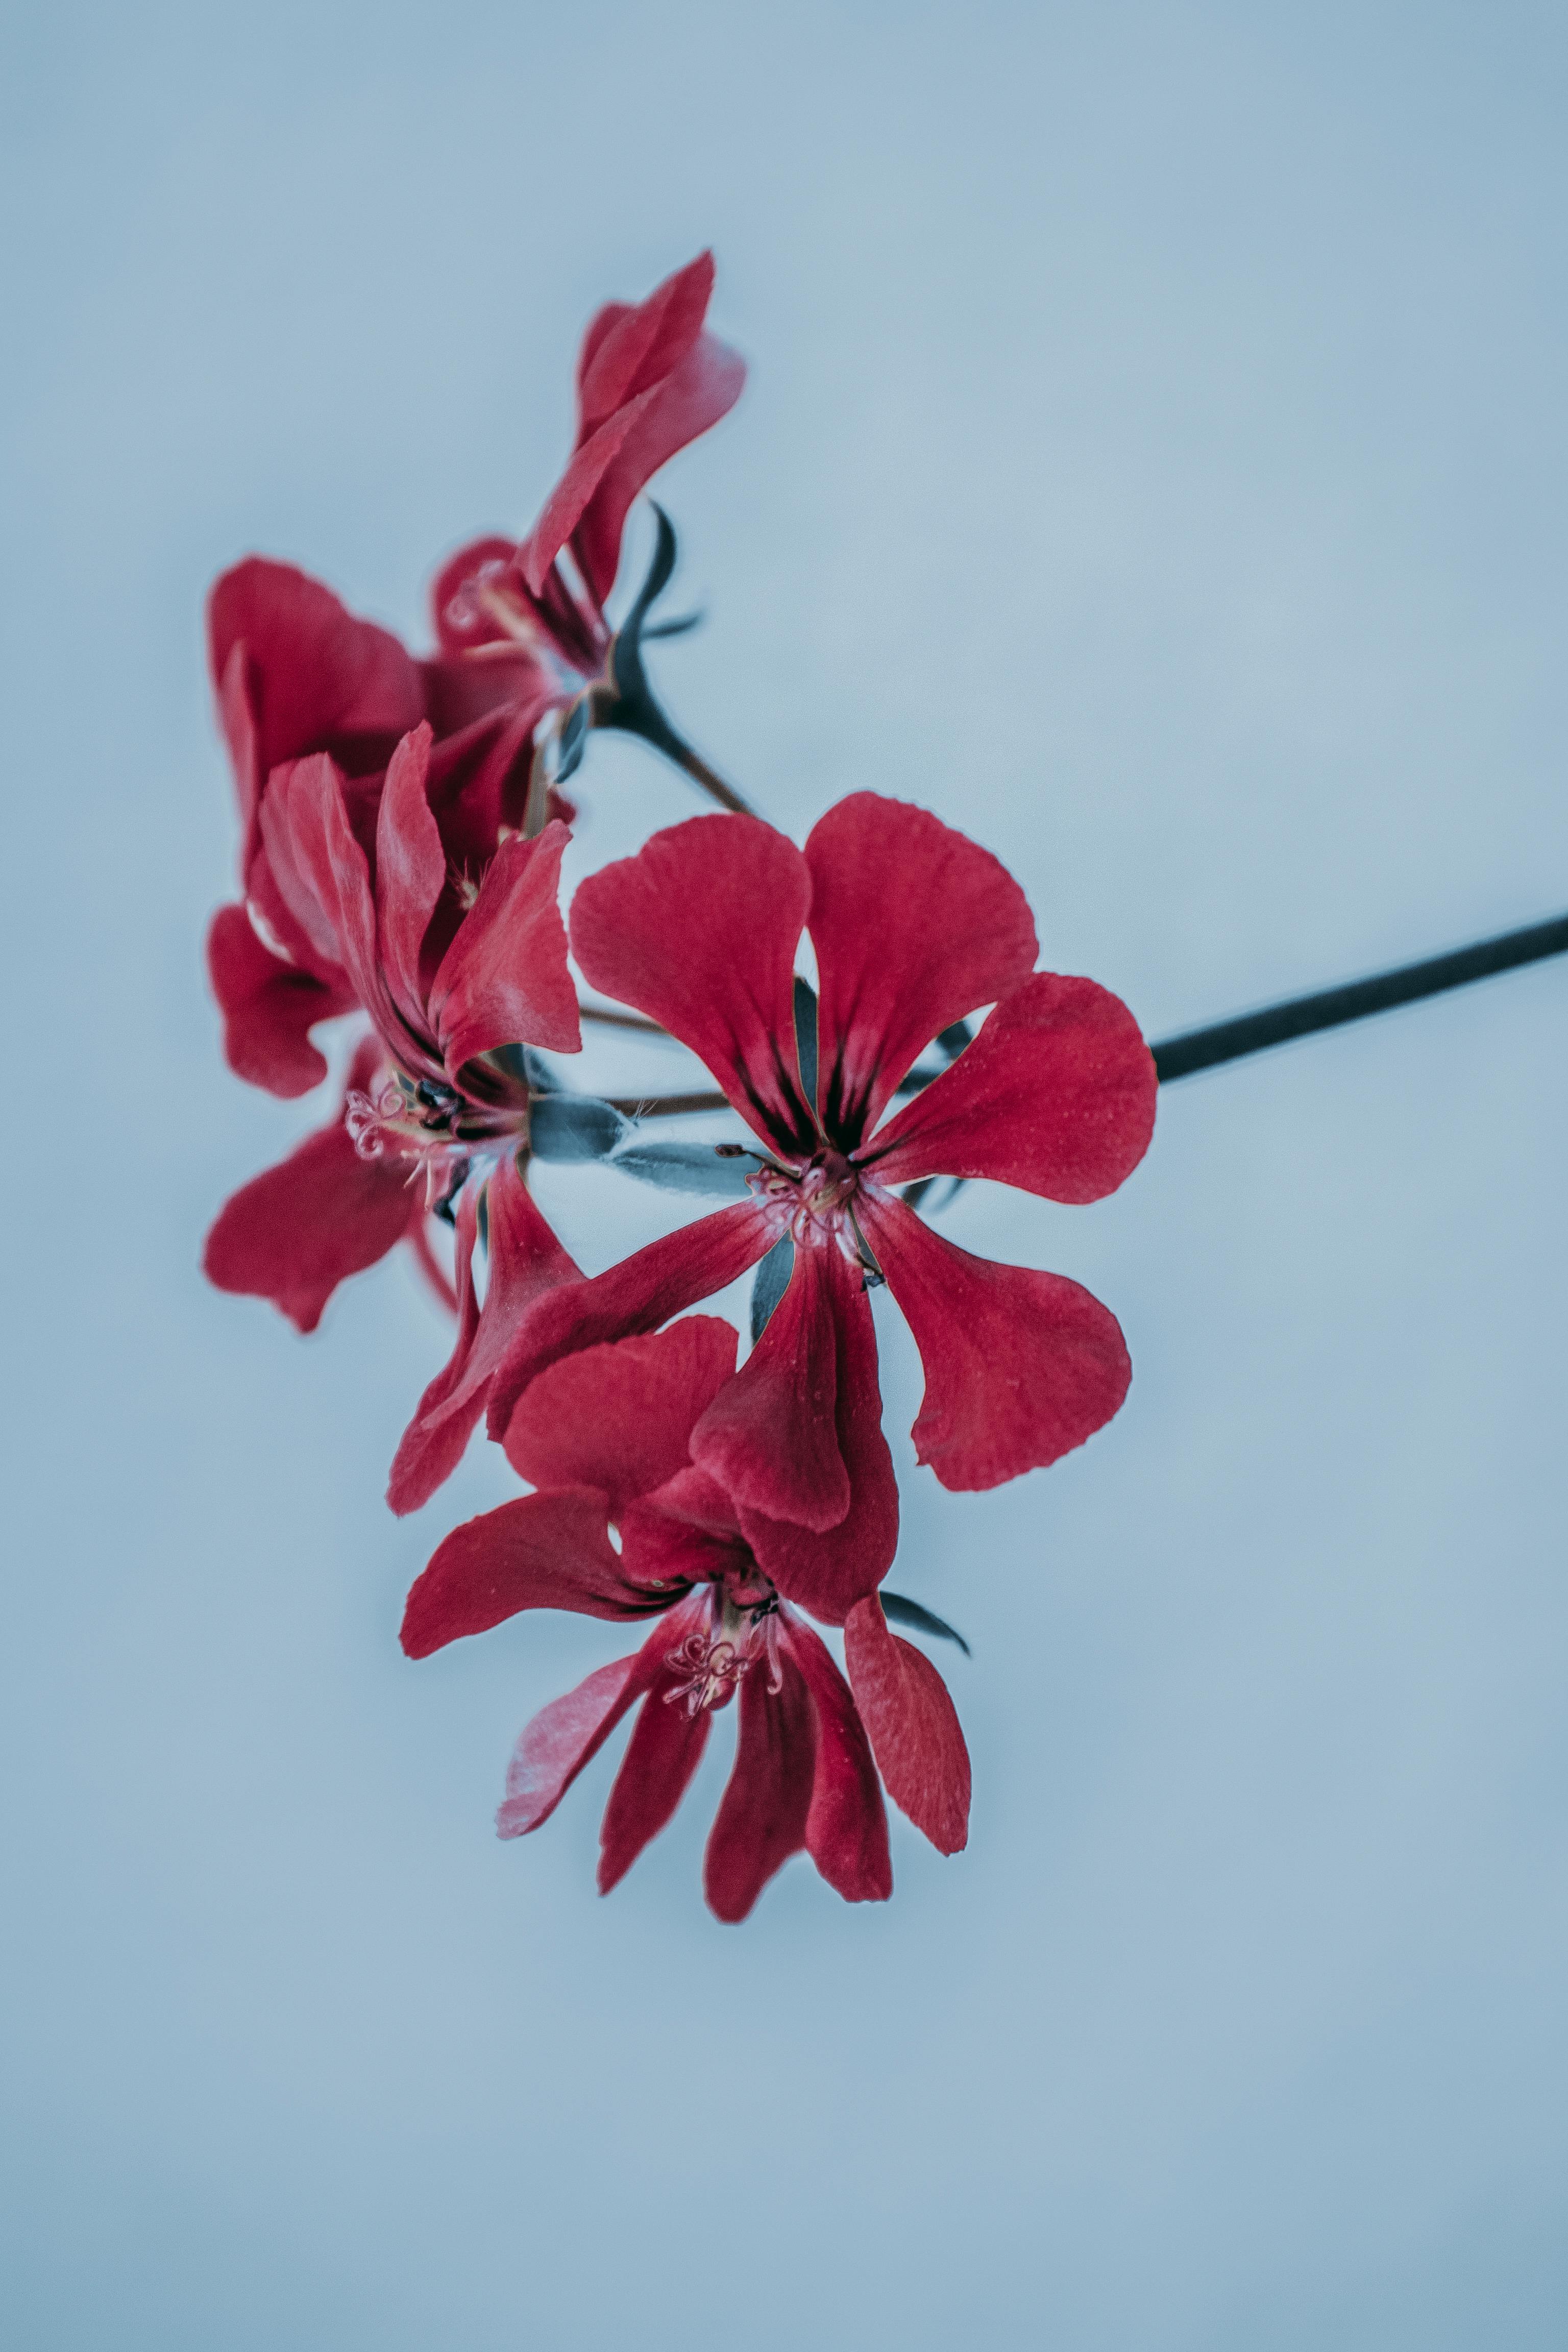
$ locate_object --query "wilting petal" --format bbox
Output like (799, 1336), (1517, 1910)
(401, 1487), (654, 1658)
(489, 1201), (773, 1452)
(569, 815), (813, 1155)
(428, 819), (579, 1072)
(495, 1604), (698, 1841)
(860, 972), (1157, 1203)
(374, 724), (446, 1038)
(805, 795), (1039, 1144)
(206, 901), (354, 1098)
(691, 1242), (847, 1534)
(202, 1039), (418, 1332)
(844, 1596), (970, 1856)
(388, 1155), (578, 1515)
(734, 1248), (898, 1621)
(702, 1646), (816, 1925)
(506, 1319), (740, 1511)
(786, 1621), (892, 1905)
(597, 1686), (714, 1894)
(861, 1195), (1132, 1490)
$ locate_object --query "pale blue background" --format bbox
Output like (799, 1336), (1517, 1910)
(4, 4), (1567, 2345)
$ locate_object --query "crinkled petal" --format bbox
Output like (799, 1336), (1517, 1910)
(497, 1595), (705, 1838)
(202, 1039), (418, 1332)
(860, 972), (1157, 1202)
(691, 1241), (847, 1533)
(733, 1247), (898, 1620)
(490, 1201), (773, 1453)
(597, 1687), (714, 1894)
(844, 1596), (970, 1855)
(388, 1155), (579, 1515)
(861, 1194), (1132, 1490)
(570, 814), (813, 1155)
(428, 819), (579, 1071)
(206, 902), (355, 1098)
(401, 1487), (654, 1658)
(702, 1648), (816, 1924)
(506, 1318), (740, 1511)
(786, 1620), (892, 1905)
(805, 794), (1039, 1144)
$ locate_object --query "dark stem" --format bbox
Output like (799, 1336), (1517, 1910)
(1152, 911), (1568, 1083)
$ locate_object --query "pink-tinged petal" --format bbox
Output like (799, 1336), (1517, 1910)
(400, 1487), (653, 1658)
(597, 1689), (714, 1894)
(215, 640), (262, 842)
(489, 1202), (773, 1451)
(387, 1156), (579, 1515)
(569, 815), (813, 1153)
(861, 972), (1158, 1202)
(861, 1195), (1132, 1490)
(207, 556), (423, 805)
(691, 1243), (847, 1533)
(734, 1250), (898, 1621)
(507, 1319), (740, 1511)
(844, 1596), (970, 1855)
(805, 794), (1039, 1143)
(702, 1647), (817, 1923)
(427, 535), (527, 658)
(206, 902), (354, 1098)
(202, 1039), (418, 1332)
(428, 819), (579, 1071)
(616, 1500), (745, 1593)
(374, 724), (446, 1038)
(572, 329), (745, 605)
(786, 1620), (893, 1905)
(497, 1596), (704, 1838)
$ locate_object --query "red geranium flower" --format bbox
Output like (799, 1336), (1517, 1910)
(207, 252), (742, 1103)
(206, 558), (558, 1099)
(205, 724), (580, 1361)
(430, 250), (743, 712)
(401, 1318), (970, 1921)
(483, 794), (1158, 1552)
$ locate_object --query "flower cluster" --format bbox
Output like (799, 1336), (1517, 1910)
(204, 254), (1158, 1920)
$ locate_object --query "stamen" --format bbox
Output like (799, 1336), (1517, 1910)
(662, 1631), (751, 1718)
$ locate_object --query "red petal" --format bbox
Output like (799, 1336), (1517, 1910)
(787, 1620), (892, 1904)
(428, 819), (579, 1072)
(400, 1487), (650, 1658)
(597, 1689), (713, 1894)
(569, 815), (812, 1154)
(489, 1202), (772, 1451)
(843, 1597), (970, 1855)
(691, 1242), (847, 1533)
(702, 1649), (816, 1923)
(374, 724), (445, 1038)
(805, 794), (1038, 1143)
(577, 253), (716, 428)
(517, 391), (661, 598)
(206, 902), (354, 1099)
(861, 972), (1158, 1201)
(496, 1597), (702, 1837)
(861, 1195), (1132, 1490)
(387, 1156), (579, 1515)
(207, 557), (423, 785)
(260, 753), (428, 1073)
(506, 1318), (740, 1511)
(733, 1248), (898, 1621)
(572, 329), (745, 604)
(202, 1039), (417, 1332)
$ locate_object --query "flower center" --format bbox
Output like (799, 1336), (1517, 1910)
(346, 1071), (528, 1209)
(663, 1588), (783, 1716)
(748, 1149), (863, 1259)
